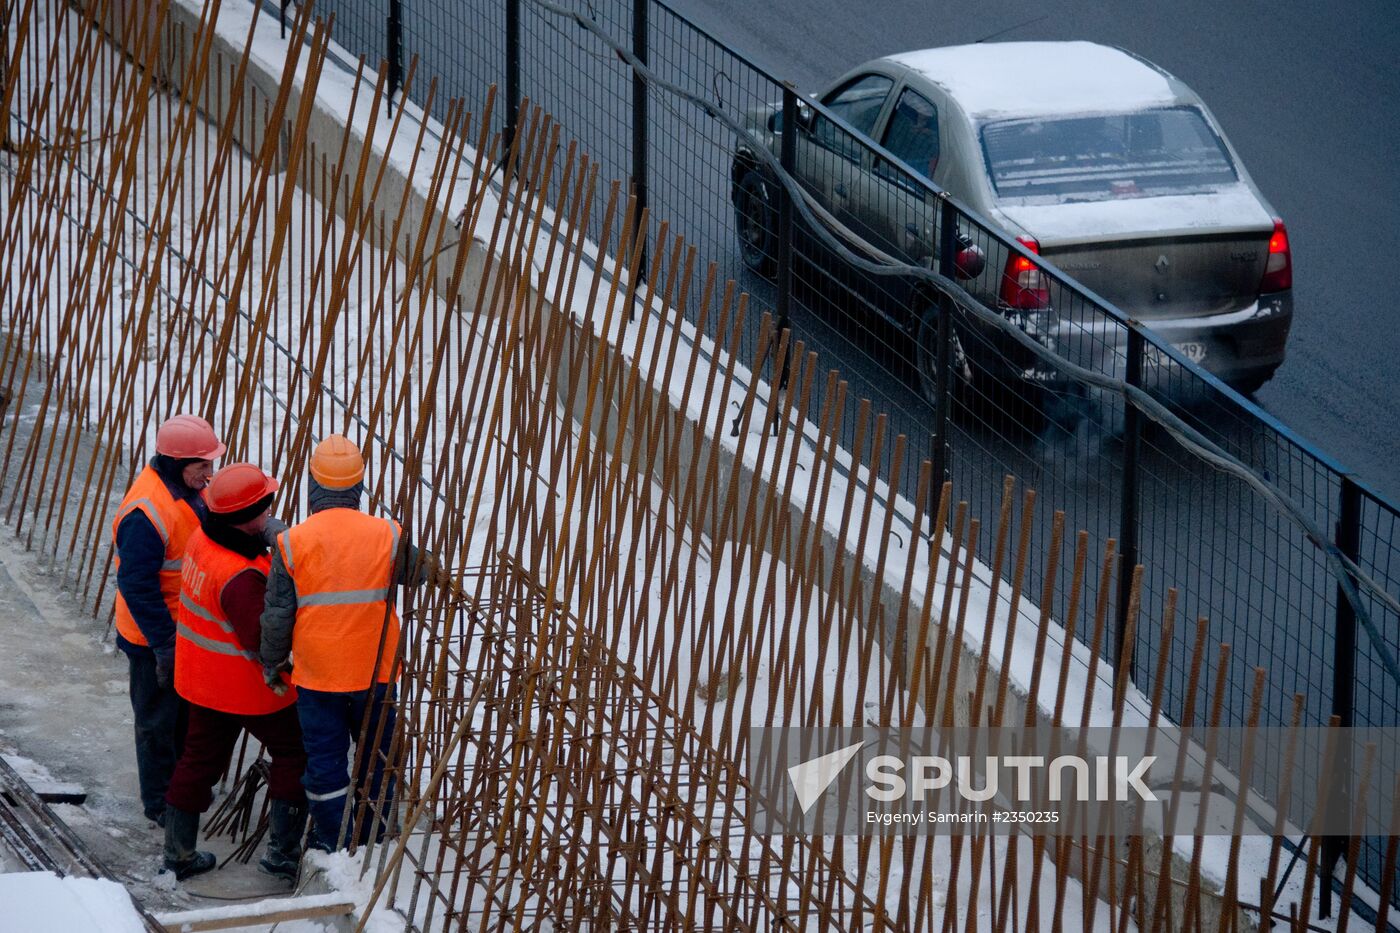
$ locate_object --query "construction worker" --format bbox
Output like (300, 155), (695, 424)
(162, 464), (308, 883)
(260, 435), (428, 851)
(113, 414), (225, 826)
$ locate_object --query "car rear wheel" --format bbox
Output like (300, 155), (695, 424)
(914, 304), (972, 410)
(736, 169), (778, 278)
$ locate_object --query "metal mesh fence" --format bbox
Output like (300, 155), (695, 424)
(262, 0), (1399, 910)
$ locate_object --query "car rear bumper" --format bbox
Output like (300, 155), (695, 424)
(1026, 291), (1293, 388)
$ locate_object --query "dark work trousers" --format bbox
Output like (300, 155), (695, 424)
(126, 650), (187, 821)
(296, 683), (397, 850)
(165, 703), (308, 814)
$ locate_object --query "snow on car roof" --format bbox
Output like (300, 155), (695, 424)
(886, 42), (1182, 120)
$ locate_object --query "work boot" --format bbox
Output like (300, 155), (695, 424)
(258, 800), (308, 883)
(162, 806), (216, 881)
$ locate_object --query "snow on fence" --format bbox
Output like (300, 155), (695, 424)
(1, 0), (1393, 930)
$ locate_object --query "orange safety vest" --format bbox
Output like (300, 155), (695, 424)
(175, 530), (293, 716)
(277, 509), (402, 693)
(112, 466), (202, 648)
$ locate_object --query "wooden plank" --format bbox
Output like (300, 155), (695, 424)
(0, 756), (85, 803)
(154, 896), (356, 932)
(34, 783), (88, 805)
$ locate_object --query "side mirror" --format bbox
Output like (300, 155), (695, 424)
(954, 244), (986, 280)
(795, 101), (814, 130)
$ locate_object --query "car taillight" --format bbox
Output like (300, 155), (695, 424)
(1259, 218), (1292, 292)
(1000, 237), (1049, 309)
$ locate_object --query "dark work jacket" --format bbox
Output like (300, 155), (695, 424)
(203, 518), (271, 656)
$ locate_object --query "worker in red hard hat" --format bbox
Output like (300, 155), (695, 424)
(260, 434), (430, 851)
(161, 464), (308, 883)
(112, 414), (225, 826)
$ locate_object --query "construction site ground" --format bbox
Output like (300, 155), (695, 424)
(0, 523), (373, 930)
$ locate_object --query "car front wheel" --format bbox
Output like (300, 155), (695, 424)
(735, 169), (778, 278)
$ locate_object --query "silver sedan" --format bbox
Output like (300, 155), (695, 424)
(731, 41), (1293, 400)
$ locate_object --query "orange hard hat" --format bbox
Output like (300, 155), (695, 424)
(205, 463), (279, 514)
(310, 434), (364, 489)
(155, 414), (226, 460)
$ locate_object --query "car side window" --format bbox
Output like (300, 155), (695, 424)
(879, 88), (940, 183)
(812, 74), (894, 161)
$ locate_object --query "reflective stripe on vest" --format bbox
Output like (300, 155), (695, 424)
(174, 529), (292, 716)
(112, 467), (202, 648)
(281, 510), (402, 693)
(176, 594), (257, 662)
(176, 620), (257, 662)
(297, 587), (390, 607)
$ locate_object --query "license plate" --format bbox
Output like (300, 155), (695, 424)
(1173, 341), (1207, 364)
(1145, 341), (1207, 368)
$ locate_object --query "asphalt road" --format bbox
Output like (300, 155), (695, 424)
(662, 0), (1400, 502)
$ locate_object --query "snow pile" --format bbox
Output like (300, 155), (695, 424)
(0, 872), (146, 933)
(304, 850), (403, 933)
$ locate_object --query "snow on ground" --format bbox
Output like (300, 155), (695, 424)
(0, 872), (148, 932)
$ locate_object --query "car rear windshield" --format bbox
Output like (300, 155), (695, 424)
(980, 107), (1238, 202)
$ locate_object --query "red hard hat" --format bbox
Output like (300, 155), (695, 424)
(205, 463), (279, 514)
(155, 414), (226, 460)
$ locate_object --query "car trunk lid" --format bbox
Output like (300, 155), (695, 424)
(997, 186), (1274, 319)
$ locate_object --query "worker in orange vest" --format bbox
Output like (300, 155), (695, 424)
(113, 414), (225, 826)
(260, 435), (428, 851)
(162, 464), (309, 883)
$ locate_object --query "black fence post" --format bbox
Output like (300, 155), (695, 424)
(1116, 326), (1144, 681)
(773, 82), (796, 390)
(1320, 476), (1362, 918)
(1331, 477), (1362, 721)
(930, 197), (957, 494)
(630, 0), (649, 279)
(504, 0), (521, 156)
(386, 0), (403, 113)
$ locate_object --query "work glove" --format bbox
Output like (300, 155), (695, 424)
(261, 516), (290, 549)
(154, 646), (175, 689)
(263, 660), (293, 696)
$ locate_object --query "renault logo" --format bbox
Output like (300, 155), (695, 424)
(1155, 254), (1170, 274)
